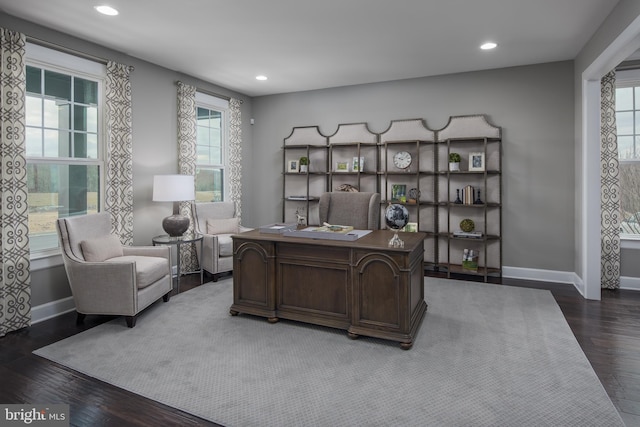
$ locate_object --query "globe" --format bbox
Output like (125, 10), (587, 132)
(385, 204), (409, 230)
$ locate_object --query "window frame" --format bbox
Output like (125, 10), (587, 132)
(25, 43), (106, 262)
(195, 92), (230, 203)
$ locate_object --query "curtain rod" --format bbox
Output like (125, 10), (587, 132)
(26, 36), (135, 71)
(176, 80), (243, 104)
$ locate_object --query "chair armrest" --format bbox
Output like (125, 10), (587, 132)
(64, 258), (139, 314)
(123, 246), (170, 259)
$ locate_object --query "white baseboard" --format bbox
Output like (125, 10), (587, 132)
(502, 266), (585, 296)
(620, 276), (640, 291)
(31, 296), (76, 324)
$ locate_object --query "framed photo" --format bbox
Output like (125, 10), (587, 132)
(287, 160), (299, 172)
(403, 222), (418, 232)
(335, 161), (350, 172)
(391, 184), (407, 202)
(469, 152), (485, 171)
(352, 156), (365, 172)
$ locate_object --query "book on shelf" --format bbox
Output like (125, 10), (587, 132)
(453, 230), (483, 238)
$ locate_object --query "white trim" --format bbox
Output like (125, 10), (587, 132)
(621, 275), (640, 291)
(580, 14), (640, 301)
(26, 42), (106, 77)
(196, 91), (229, 110)
(30, 252), (63, 271)
(31, 296), (75, 324)
(503, 266), (585, 296)
(621, 237), (640, 250)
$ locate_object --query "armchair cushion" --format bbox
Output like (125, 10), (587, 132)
(217, 234), (234, 257)
(105, 255), (169, 289)
(81, 235), (124, 262)
(206, 217), (240, 235)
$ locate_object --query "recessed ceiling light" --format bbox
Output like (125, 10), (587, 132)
(256, 75), (268, 81)
(95, 5), (119, 16)
(480, 42), (497, 50)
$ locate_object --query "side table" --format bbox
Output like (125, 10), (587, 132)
(152, 233), (203, 293)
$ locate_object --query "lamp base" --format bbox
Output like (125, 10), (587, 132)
(162, 214), (189, 237)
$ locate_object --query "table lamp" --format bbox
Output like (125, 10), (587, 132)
(153, 174), (195, 237)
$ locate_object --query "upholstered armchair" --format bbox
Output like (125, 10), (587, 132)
(318, 192), (381, 229)
(192, 201), (252, 281)
(56, 212), (172, 328)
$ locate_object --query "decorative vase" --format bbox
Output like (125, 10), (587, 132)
(449, 162), (460, 172)
(300, 165), (308, 173)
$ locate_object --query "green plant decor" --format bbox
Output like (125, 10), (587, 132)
(299, 157), (309, 166)
(449, 152), (461, 163)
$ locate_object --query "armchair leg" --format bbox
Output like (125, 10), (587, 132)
(76, 312), (86, 325)
(125, 315), (137, 328)
(163, 291), (171, 302)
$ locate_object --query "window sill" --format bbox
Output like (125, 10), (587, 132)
(30, 250), (63, 271)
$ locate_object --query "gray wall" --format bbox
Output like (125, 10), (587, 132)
(250, 61), (576, 272)
(0, 13), (254, 306)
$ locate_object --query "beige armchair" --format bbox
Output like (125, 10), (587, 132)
(192, 201), (252, 281)
(56, 212), (172, 328)
(318, 192), (381, 229)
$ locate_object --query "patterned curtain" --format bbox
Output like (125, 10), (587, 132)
(177, 82), (198, 272)
(601, 70), (620, 290)
(229, 98), (243, 219)
(0, 28), (30, 336)
(104, 61), (134, 244)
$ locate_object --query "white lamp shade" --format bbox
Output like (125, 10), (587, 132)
(152, 174), (195, 202)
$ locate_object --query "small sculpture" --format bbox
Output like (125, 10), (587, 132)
(295, 208), (307, 226)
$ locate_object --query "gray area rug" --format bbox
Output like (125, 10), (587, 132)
(34, 278), (624, 427)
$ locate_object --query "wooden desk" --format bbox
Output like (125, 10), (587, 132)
(230, 229), (427, 349)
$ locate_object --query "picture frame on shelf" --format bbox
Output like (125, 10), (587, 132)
(352, 156), (365, 172)
(391, 184), (407, 203)
(469, 152), (485, 172)
(287, 159), (299, 173)
(335, 161), (350, 172)
(403, 222), (418, 232)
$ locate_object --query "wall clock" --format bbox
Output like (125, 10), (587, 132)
(393, 151), (412, 170)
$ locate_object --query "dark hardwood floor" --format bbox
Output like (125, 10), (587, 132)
(2, 272), (640, 426)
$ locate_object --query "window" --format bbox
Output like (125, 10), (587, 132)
(195, 92), (229, 202)
(25, 44), (105, 254)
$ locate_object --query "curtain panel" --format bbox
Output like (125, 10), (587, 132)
(601, 70), (621, 290)
(0, 28), (30, 336)
(177, 81), (199, 272)
(104, 61), (134, 244)
(229, 98), (243, 220)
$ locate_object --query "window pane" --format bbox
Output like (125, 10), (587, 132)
(617, 111), (634, 135)
(26, 127), (43, 157)
(44, 70), (71, 100)
(44, 98), (70, 129)
(619, 135), (635, 160)
(74, 105), (98, 132)
(196, 144), (210, 164)
(617, 87), (634, 111)
(44, 129), (70, 157)
(620, 162), (640, 234)
(195, 168), (223, 202)
(74, 77), (97, 104)
(27, 163), (100, 251)
(25, 95), (42, 126)
(26, 66), (41, 94)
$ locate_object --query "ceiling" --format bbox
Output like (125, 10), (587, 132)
(0, 0), (620, 97)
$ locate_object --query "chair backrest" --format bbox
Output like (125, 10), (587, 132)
(192, 202), (236, 234)
(318, 192), (380, 230)
(57, 212), (113, 261)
